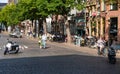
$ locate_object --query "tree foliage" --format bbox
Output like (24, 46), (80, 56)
(0, 0), (85, 26)
(0, 3), (19, 26)
(17, 0), (40, 20)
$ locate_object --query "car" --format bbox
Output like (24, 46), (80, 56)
(9, 31), (22, 38)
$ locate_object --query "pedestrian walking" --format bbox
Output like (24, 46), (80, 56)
(41, 33), (47, 49)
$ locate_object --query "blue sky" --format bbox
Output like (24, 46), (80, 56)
(0, 0), (8, 3)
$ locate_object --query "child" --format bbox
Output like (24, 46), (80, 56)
(38, 35), (42, 49)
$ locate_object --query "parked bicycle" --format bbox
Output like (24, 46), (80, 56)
(85, 36), (97, 48)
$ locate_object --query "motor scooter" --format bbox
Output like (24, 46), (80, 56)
(108, 47), (116, 64)
(4, 39), (19, 55)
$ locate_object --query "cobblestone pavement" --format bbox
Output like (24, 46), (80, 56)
(2, 31), (120, 58)
(49, 41), (120, 57)
(29, 36), (120, 58)
(0, 32), (120, 74)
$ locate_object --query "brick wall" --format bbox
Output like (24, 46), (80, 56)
(105, 4), (120, 42)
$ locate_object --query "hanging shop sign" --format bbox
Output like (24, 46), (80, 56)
(92, 12), (97, 16)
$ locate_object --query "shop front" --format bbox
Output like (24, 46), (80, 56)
(75, 19), (86, 37)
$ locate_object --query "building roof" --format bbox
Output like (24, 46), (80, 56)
(0, 3), (7, 6)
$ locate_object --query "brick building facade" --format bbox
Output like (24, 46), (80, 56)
(86, 0), (101, 37)
(86, 0), (120, 43)
(104, 1), (120, 42)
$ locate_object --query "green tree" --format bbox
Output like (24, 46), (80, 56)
(17, 0), (42, 37)
(0, 0), (85, 42)
(0, 3), (19, 27)
(36, 0), (49, 34)
(45, 0), (85, 44)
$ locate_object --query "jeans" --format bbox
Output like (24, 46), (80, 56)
(42, 40), (46, 48)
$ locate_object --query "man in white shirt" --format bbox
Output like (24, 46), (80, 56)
(42, 33), (47, 49)
(97, 37), (106, 55)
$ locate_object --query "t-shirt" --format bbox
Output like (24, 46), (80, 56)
(97, 39), (105, 48)
(42, 35), (47, 40)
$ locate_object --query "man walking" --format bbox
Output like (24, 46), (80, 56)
(41, 33), (47, 49)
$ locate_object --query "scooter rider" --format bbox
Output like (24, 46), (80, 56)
(97, 37), (106, 55)
(6, 39), (13, 51)
(4, 39), (19, 55)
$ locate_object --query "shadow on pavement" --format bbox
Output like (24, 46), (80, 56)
(0, 54), (120, 74)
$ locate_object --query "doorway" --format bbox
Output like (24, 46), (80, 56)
(109, 17), (118, 37)
(109, 17), (118, 45)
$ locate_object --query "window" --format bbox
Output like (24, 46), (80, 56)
(110, 3), (118, 10)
